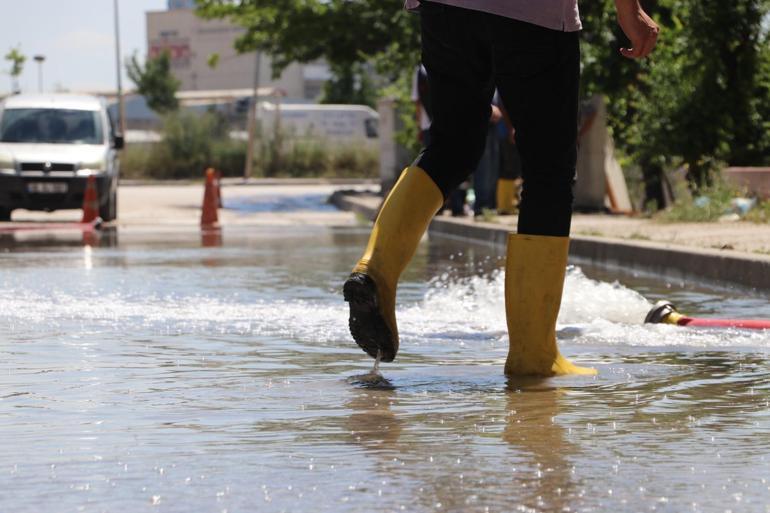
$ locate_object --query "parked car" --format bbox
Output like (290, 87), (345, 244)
(0, 94), (123, 221)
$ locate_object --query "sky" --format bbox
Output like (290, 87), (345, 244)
(0, 0), (167, 95)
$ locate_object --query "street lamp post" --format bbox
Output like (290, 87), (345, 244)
(113, 0), (126, 136)
(243, 50), (262, 180)
(33, 55), (45, 93)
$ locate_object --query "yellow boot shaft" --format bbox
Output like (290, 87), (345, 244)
(496, 178), (520, 215)
(348, 166), (444, 361)
(504, 234), (596, 377)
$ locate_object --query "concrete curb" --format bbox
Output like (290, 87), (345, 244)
(330, 192), (770, 291)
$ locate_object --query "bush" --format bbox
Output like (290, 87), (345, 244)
(252, 139), (378, 179)
(656, 177), (770, 223)
(120, 111), (379, 180)
(120, 143), (153, 179)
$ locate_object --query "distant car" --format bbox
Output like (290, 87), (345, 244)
(0, 94), (123, 221)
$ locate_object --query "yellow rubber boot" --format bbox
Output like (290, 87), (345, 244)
(504, 234), (597, 377)
(496, 178), (520, 215)
(344, 166), (444, 362)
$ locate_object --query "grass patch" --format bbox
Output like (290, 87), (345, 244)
(655, 179), (762, 223)
(743, 201), (770, 223)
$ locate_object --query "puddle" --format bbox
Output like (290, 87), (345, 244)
(1, 226), (769, 512)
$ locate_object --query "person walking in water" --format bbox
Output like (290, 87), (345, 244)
(344, 0), (659, 376)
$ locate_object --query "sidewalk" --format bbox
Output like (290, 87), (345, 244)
(330, 191), (770, 290)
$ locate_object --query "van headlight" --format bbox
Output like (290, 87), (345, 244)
(0, 153), (14, 175)
(77, 158), (107, 176)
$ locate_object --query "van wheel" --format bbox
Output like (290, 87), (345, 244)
(0, 208), (11, 222)
(99, 186), (117, 222)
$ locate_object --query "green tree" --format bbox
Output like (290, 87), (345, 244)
(4, 46), (26, 93)
(321, 62), (377, 106)
(195, 0), (419, 79)
(195, 0), (421, 155)
(582, 0), (770, 191)
(126, 51), (180, 114)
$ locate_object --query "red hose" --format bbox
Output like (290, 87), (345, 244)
(645, 301), (770, 330)
(676, 317), (770, 330)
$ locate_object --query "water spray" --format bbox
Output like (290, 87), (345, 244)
(645, 300), (770, 330)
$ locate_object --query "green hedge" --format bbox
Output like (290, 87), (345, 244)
(121, 111), (378, 180)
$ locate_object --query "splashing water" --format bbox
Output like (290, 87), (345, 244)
(1, 259), (769, 350)
(347, 350), (392, 388)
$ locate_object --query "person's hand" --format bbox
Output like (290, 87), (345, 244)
(509, 127), (516, 145)
(490, 105), (503, 124)
(615, 0), (659, 59)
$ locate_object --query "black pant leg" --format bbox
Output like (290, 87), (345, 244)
(492, 19), (580, 237)
(415, 2), (496, 199)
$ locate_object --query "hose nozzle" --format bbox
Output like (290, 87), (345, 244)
(644, 301), (681, 325)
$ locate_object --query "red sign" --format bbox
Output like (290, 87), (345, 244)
(149, 39), (191, 68)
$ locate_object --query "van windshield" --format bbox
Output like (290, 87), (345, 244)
(0, 108), (103, 144)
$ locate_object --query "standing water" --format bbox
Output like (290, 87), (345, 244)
(1, 223), (769, 513)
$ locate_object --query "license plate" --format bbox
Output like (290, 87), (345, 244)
(27, 182), (68, 194)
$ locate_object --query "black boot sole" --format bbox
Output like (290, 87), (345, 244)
(343, 272), (396, 362)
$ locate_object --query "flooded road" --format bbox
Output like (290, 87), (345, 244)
(1, 224), (769, 512)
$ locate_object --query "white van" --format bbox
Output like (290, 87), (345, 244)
(0, 94), (123, 221)
(254, 102), (379, 145)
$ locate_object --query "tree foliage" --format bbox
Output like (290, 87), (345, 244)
(196, 0), (419, 99)
(582, 0), (770, 188)
(321, 62), (378, 107)
(126, 51), (180, 114)
(4, 46), (26, 93)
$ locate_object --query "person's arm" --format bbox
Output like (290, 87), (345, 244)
(489, 105), (503, 124)
(615, 0), (660, 59)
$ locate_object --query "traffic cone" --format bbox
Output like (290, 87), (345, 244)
(81, 175), (100, 223)
(201, 168), (219, 227)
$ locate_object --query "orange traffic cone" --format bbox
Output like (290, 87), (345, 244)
(81, 175), (100, 223)
(201, 168), (219, 227)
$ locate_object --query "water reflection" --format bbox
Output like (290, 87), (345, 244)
(503, 382), (577, 512)
(346, 389), (403, 450)
(0, 226), (119, 250)
(201, 227), (223, 248)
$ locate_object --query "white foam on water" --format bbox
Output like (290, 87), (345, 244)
(1, 266), (768, 349)
(399, 266), (650, 335)
(400, 266), (770, 349)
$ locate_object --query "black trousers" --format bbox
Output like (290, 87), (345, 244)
(414, 2), (580, 237)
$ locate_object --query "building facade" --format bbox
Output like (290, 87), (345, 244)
(146, 6), (328, 99)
